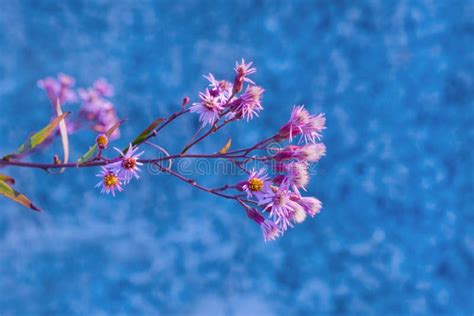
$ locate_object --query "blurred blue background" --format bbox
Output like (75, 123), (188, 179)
(0, 0), (473, 315)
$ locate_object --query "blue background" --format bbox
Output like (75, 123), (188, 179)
(0, 1), (473, 315)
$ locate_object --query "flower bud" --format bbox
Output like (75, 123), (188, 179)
(96, 134), (109, 149)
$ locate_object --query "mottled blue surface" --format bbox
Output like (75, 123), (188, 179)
(0, 1), (473, 315)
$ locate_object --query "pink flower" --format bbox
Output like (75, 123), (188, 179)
(93, 78), (114, 97)
(38, 73), (77, 104)
(234, 59), (256, 83)
(190, 89), (224, 126)
(295, 196), (322, 217)
(233, 59), (256, 93)
(232, 86), (264, 121)
(258, 184), (304, 231)
(79, 86), (121, 140)
(278, 105), (326, 144)
(275, 162), (310, 194)
(107, 144), (144, 184)
(291, 206), (307, 224)
(237, 168), (272, 201)
(95, 167), (123, 196)
(246, 208), (281, 242)
(275, 143), (326, 163)
(204, 73), (233, 104)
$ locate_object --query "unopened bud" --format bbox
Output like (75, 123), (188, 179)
(53, 155), (61, 164)
(96, 134), (109, 149)
(182, 96), (190, 107)
(233, 75), (244, 94)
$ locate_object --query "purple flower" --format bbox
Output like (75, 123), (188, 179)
(79, 86), (121, 140)
(204, 73), (233, 104)
(246, 208), (281, 242)
(275, 143), (326, 163)
(93, 78), (114, 97)
(291, 206), (307, 224)
(190, 89), (224, 126)
(275, 162), (310, 194)
(295, 196), (322, 217)
(95, 167), (123, 196)
(38, 73), (77, 104)
(232, 86), (264, 121)
(233, 59), (256, 93)
(278, 105), (326, 144)
(107, 144), (144, 184)
(234, 59), (256, 84)
(258, 184), (304, 231)
(238, 168), (272, 201)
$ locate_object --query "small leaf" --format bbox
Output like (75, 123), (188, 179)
(218, 138), (232, 154)
(77, 120), (124, 163)
(77, 145), (97, 164)
(2, 112), (69, 160)
(124, 117), (165, 153)
(0, 180), (40, 211)
(55, 99), (69, 173)
(0, 174), (15, 185)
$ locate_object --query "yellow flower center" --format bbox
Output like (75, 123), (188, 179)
(122, 158), (136, 170)
(104, 174), (118, 187)
(248, 177), (264, 192)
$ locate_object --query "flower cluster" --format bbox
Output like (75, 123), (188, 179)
(90, 60), (326, 242)
(190, 59), (264, 125)
(3, 60), (326, 243)
(38, 75), (121, 139)
(38, 73), (77, 105)
(95, 143), (144, 195)
(236, 106), (326, 241)
(78, 79), (120, 139)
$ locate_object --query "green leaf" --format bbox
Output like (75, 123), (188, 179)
(0, 180), (40, 211)
(218, 138), (232, 154)
(124, 117), (165, 153)
(2, 112), (69, 161)
(77, 120), (124, 164)
(55, 99), (69, 173)
(0, 174), (15, 185)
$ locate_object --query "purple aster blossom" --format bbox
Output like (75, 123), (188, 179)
(204, 73), (233, 104)
(237, 168), (272, 201)
(95, 167), (123, 196)
(232, 85), (264, 121)
(93, 78), (114, 97)
(78, 86), (121, 140)
(107, 144), (144, 184)
(275, 143), (326, 163)
(234, 59), (256, 83)
(233, 59), (256, 93)
(38, 73), (77, 104)
(258, 184), (304, 231)
(291, 206), (307, 224)
(246, 208), (281, 242)
(275, 162), (310, 194)
(278, 105), (326, 144)
(294, 196), (322, 217)
(190, 88), (224, 126)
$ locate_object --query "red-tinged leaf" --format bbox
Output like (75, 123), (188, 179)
(0, 180), (41, 211)
(218, 138), (232, 154)
(0, 174), (15, 185)
(77, 120), (125, 163)
(55, 99), (69, 173)
(2, 112), (70, 161)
